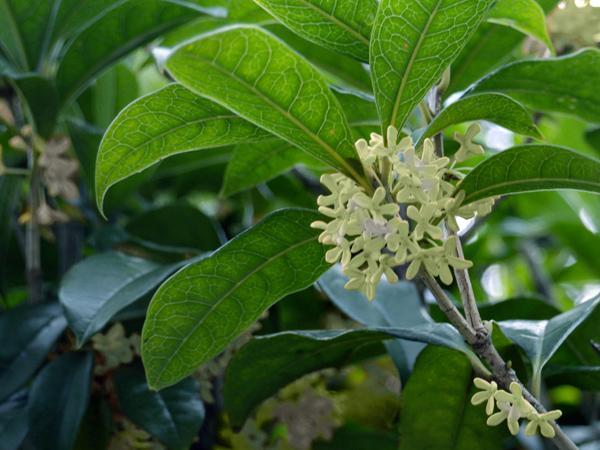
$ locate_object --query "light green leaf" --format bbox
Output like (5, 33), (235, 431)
(488, 0), (554, 53)
(370, 0), (495, 131)
(497, 297), (599, 391)
(398, 346), (507, 450)
(59, 251), (191, 346)
(142, 208), (330, 390)
(254, 0), (378, 61)
(165, 25), (368, 187)
(114, 363), (204, 450)
(469, 49), (600, 124)
(27, 352), (93, 450)
(446, 0), (559, 95)
(224, 324), (476, 426)
(420, 93), (542, 143)
(458, 145), (600, 204)
(0, 303), (67, 402)
(221, 139), (321, 196)
(95, 83), (270, 215)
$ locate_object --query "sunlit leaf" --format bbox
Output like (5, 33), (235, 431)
(95, 83), (270, 215)
(370, 0), (495, 130)
(142, 208), (330, 389)
(254, 0), (377, 61)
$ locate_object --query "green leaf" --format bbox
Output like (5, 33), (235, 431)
(420, 93), (541, 143)
(142, 208), (330, 390)
(164, 25), (367, 186)
(0, 303), (67, 401)
(318, 267), (428, 378)
(254, 0), (378, 61)
(497, 297), (600, 389)
(370, 0), (495, 130)
(224, 324), (476, 427)
(59, 251), (191, 346)
(268, 24), (374, 93)
(446, 0), (560, 96)
(28, 352), (93, 450)
(95, 83), (270, 215)
(126, 203), (223, 252)
(585, 127), (600, 154)
(468, 49), (600, 124)
(114, 363), (204, 450)
(458, 145), (600, 204)
(488, 0), (554, 53)
(0, 0), (52, 70)
(0, 392), (28, 450)
(221, 139), (320, 196)
(11, 74), (59, 138)
(398, 346), (507, 450)
(55, 0), (221, 105)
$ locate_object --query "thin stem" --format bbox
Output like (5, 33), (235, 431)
(26, 146), (42, 304)
(453, 236), (484, 332)
(419, 270), (476, 344)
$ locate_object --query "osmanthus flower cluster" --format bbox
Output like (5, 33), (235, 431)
(471, 378), (562, 438)
(311, 123), (495, 299)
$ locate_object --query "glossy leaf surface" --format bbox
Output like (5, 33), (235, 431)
(370, 0), (495, 130)
(142, 208), (330, 389)
(459, 145), (600, 204)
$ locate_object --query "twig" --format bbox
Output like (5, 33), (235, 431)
(25, 147), (42, 304)
(421, 255), (578, 450)
(453, 236), (484, 332)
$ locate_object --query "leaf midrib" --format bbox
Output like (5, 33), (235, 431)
(278, 0), (370, 46)
(170, 50), (364, 183)
(390, 0), (443, 128)
(151, 233), (319, 386)
(99, 113), (243, 193)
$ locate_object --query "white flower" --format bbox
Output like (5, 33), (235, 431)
(471, 378), (498, 416)
(525, 410), (562, 438)
(454, 123), (484, 162)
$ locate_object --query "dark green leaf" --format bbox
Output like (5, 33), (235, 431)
(126, 203), (223, 252)
(224, 324), (476, 427)
(398, 346), (507, 450)
(370, 0), (495, 130)
(142, 208), (330, 390)
(497, 297), (599, 388)
(488, 0), (553, 52)
(59, 251), (190, 346)
(115, 363), (204, 450)
(585, 127), (600, 154)
(165, 25), (367, 186)
(458, 145), (600, 204)
(11, 74), (59, 138)
(254, 0), (377, 61)
(314, 423), (398, 450)
(468, 49), (600, 124)
(221, 139), (320, 196)
(0, 391), (28, 450)
(0, 303), (67, 401)
(95, 83), (270, 215)
(420, 93), (541, 143)
(55, 0), (221, 105)
(318, 267), (428, 377)
(28, 352), (93, 450)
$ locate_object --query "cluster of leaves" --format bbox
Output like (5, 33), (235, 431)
(1, 0), (600, 450)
